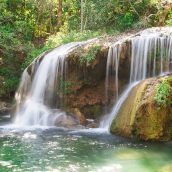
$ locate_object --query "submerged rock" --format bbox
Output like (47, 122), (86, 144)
(70, 108), (86, 125)
(54, 113), (80, 128)
(110, 75), (172, 141)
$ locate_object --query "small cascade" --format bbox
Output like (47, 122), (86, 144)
(101, 27), (172, 129)
(100, 42), (122, 128)
(14, 40), (95, 126)
(130, 29), (172, 82)
(105, 43), (121, 102)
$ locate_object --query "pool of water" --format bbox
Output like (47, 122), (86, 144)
(0, 126), (172, 172)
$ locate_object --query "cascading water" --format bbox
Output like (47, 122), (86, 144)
(105, 43), (121, 102)
(14, 40), (95, 126)
(101, 27), (172, 129)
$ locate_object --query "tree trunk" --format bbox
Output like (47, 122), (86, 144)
(81, 0), (84, 32)
(58, 0), (62, 28)
(158, 1), (172, 26)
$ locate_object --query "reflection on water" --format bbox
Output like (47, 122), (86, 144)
(0, 127), (172, 172)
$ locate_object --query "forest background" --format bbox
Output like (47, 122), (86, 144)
(0, 0), (171, 99)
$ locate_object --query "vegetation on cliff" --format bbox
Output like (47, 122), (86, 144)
(154, 78), (172, 107)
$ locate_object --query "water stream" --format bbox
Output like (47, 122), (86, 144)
(14, 40), (96, 127)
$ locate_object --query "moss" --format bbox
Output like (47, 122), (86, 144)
(91, 105), (102, 118)
(134, 104), (166, 140)
(134, 78), (172, 141)
(83, 105), (102, 119)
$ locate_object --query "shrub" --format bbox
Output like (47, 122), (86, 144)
(165, 10), (172, 26)
(46, 30), (101, 48)
(80, 45), (101, 65)
(154, 79), (171, 107)
(22, 30), (101, 69)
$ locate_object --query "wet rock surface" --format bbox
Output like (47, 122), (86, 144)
(110, 75), (172, 141)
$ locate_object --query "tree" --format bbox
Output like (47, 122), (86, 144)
(158, 0), (172, 26)
(81, 0), (84, 32)
(58, 0), (62, 28)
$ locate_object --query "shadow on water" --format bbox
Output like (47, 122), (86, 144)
(0, 115), (12, 125)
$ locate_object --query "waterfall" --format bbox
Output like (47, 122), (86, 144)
(14, 40), (95, 126)
(101, 27), (172, 129)
(13, 27), (172, 129)
(105, 43), (121, 103)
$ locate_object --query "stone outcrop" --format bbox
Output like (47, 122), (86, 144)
(63, 44), (109, 120)
(61, 38), (134, 122)
(0, 101), (12, 116)
(110, 75), (172, 141)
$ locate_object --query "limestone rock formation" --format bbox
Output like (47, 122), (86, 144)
(110, 75), (172, 141)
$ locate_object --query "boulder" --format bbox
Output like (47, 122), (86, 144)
(70, 108), (86, 125)
(110, 75), (172, 141)
(54, 112), (80, 128)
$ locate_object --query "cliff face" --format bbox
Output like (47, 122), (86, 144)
(59, 42), (110, 125)
(13, 40), (118, 127)
(49, 38), (133, 125)
(110, 75), (172, 141)
(11, 36), (136, 128)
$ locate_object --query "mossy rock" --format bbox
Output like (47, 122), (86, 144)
(110, 75), (172, 141)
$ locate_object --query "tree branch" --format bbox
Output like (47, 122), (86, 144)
(128, 0), (140, 18)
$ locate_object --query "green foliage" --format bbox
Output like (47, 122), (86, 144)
(78, 0), (150, 31)
(47, 30), (100, 48)
(80, 45), (101, 65)
(166, 10), (172, 26)
(0, 67), (19, 97)
(59, 78), (74, 95)
(121, 12), (134, 28)
(21, 44), (51, 70)
(154, 79), (171, 107)
(89, 105), (102, 119)
(22, 30), (100, 69)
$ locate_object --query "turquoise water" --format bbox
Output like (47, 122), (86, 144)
(0, 126), (172, 172)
